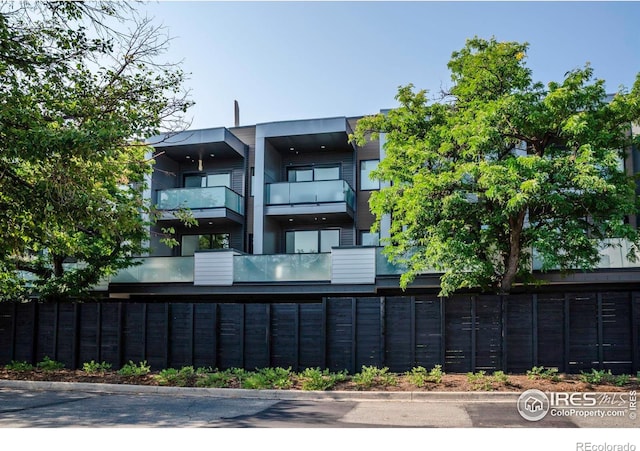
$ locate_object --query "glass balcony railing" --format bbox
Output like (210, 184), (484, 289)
(156, 186), (244, 215)
(234, 253), (331, 282)
(266, 180), (355, 209)
(375, 248), (407, 275)
(110, 256), (194, 283)
(532, 238), (640, 271)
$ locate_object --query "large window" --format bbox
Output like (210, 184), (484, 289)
(285, 229), (339, 254)
(360, 160), (380, 190)
(181, 233), (230, 256)
(287, 165), (340, 182)
(184, 172), (231, 188)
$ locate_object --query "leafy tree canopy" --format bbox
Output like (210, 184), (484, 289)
(0, 2), (193, 300)
(352, 37), (640, 295)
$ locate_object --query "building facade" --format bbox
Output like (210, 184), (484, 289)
(106, 115), (640, 301)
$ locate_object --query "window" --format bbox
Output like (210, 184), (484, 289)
(360, 160), (380, 190)
(360, 231), (379, 246)
(287, 165), (340, 182)
(184, 172), (230, 188)
(181, 233), (230, 256)
(285, 229), (340, 254)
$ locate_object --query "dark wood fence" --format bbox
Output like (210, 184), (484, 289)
(1, 291), (639, 374)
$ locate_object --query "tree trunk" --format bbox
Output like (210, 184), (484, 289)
(500, 209), (526, 294)
(53, 255), (64, 278)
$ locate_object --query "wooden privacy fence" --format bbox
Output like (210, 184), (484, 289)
(0, 291), (639, 374)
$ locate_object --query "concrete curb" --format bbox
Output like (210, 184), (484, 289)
(0, 379), (520, 402)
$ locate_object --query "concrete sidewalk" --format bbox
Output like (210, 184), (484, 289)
(0, 379), (520, 402)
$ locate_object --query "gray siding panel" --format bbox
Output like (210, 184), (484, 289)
(331, 247), (376, 284)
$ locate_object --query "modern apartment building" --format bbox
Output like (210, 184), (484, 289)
(106, 115), (640, 300)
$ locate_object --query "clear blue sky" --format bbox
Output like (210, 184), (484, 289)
(139, 1), (640, 130)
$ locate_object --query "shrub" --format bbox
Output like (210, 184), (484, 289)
(467, 371), (492, 391)
(492, 370), (510, 385)
(579, 369), (615, 385)
(37, 356), (64, 371)
(266, 367), (294, 389)
(526, 366), (561, 382)
(351, 366), (397, 390)
(298, 367), (347, 391)
(406, 365), (444, 387)
(5, 360), (34, 372)
(155, 366), (197, 386)
(118, 360), (151, 377)
(614, 374), (631, 387)
(195, 369), (235, 388)
(82, 360), (112, 374)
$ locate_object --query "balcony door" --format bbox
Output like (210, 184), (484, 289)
(181, 233), (230, 256)
(285, 229), (339, 254)
(287, 165), (340, 182)
(184, 172), (231, 188)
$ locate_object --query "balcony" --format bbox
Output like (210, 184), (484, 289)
(234, 253), (331, 283)
(108, 240), (640, 289)
(265, 180), (355, 219)
(110, 256), (194, 283)
(158, 186), (244, 214)
(267, 179), (354, 207)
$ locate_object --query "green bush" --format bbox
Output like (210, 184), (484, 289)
(118, 360), (151, 377)
(579, 369), (615, 385)
(82, 360), (112, 374)
(239, 367), (293, 390)
(614, 374), (631, 387)
(467, 371), (492, 391)
(154, 366), (197, 386)
(351, 366), (397, 390)
(491, 370), (510, 385)
(194, 369), (235, 388)
(579, 369), (632, 386)
(406, 365), (444, 387)
(37, 356), (64, 371)
(406, 366), (428, 387)
(526, 366), (561, 382)
(298, 367), (347, 391)
(5, 360), (34, 371)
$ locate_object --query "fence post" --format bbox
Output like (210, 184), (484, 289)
(471, 296), (477, 372)
(10, 302), (17, 362)
(439, 296), (445, 368)
(597, 292), (604, 370)
(212, 303), (219, 369)
(379, 296), (386, 369)
(632, 294), (639, 374)
(563, 294), (571, 373)
(532, 294), (538, 367)
(164, 303), (169, 369)
(266, 304), (272, 367)
(72, 303), (79, 369)
(351, 298), (357, 374)
(190, 303), (195, 366)
(410, 296), (416, 368)
(295, 303), (300, 372)
(501, 295), (508, 372)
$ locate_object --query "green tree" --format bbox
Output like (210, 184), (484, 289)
(0, 2), (193, 300)
(352, 37), (640, 295)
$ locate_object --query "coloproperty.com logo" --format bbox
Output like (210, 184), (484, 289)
(517, 389), (637, 422)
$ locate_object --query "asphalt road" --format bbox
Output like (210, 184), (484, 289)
(0, 381), (638, 429)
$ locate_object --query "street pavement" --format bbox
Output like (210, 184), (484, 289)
(0, 380), (637, 429)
